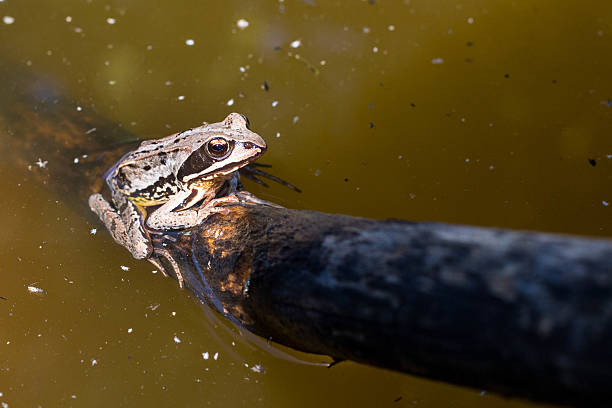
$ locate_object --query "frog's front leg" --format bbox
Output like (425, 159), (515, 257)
(146, 188), (229, 230)
(88, 193), (152, 259)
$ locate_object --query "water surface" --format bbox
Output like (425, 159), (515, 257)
(1, 0), (610, 406)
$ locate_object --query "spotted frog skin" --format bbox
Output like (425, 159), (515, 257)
(89, 113), (273, 287)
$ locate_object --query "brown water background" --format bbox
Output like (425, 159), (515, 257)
(0, 0), (611, 406)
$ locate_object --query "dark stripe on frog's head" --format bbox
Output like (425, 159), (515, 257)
(176, 142), (235, 182)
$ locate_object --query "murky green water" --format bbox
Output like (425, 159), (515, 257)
(1, 0), (610, 406)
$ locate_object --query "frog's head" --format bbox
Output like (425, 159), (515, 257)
(177, 113), (267, 185)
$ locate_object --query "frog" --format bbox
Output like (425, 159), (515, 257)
(88, 113), (273, 288)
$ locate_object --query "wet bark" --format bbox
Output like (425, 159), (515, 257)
(3, 63), (612, 406)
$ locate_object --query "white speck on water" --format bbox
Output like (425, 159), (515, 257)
(467, 17), (474, 24)
(171, 311), (176, 316)
(1, 402), (7, 408)
(108, 80), (116, 85)
(320, 60), (326, 65)
(226, 98), (234, 106)
(3, 16), (15, 25)
(388, 24), (396, 31)
(202, 352), (209, 359)
(432, 57), (444, 64)
(271, 100), (279, 107)
(165, 80), (173, 86)
(239, 66), (246, 72)
(290, 39), (301, 48)
(275, 132), (280, 138)
(120, 265), (129, 271)
(292, 115), (300, 124)
(398, 155), (403, 160)
(76, 106), (82, 111)
(236, 18), (249, 29)
(314, 169), (321, 176)
(35, 158), (48, 168)
(177, 95), (185, 101)
(213, 352), (219, 360)
(27, 285), (44, 294)
(362, 26), (370, 34)
(489, 165), (495, 170)
(91, 359), (98, 366)
(185, 39), (195, 46)
(90, 228), (97, 234)
(173, 336), (181, 344)
(603, 201), (609, 207)
(71, 395), (77, 399)
(106, 17), (116, 24)
(65, 16), (72, 22)
(465, 158), (470, 162)
(146, 44), (153, 50)
(74, 27), (82, 33)
(251, 364), (265, 373)
(127, 328), (133, 333)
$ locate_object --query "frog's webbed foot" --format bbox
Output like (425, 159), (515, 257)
(207, 191), (283, 210)
(148, 249), (185, 289)
(89, 193), (152, 259)
(237, 191), (284, 208)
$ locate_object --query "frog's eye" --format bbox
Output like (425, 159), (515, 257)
(205, 138), (231, 159)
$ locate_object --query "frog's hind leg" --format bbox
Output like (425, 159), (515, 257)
(149, 249), (185, 289)
(89, 193), (152, 259)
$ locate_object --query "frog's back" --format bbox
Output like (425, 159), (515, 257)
(108, 148), (184, 205)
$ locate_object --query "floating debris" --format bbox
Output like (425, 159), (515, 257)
(106, 17), (116, 25)
(431, 57), (444, 64)
(226, 98), (234, 106)
(236, 19), (249, 29)
(3, 16), (15, 25)
(290, 39), (301, 48)
(185, 39), (195, 46)
(27, 285), (45, 295)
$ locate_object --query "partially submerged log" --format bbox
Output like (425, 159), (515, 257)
(3, 64), (612, 406)
(157, 206), (612, 406)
